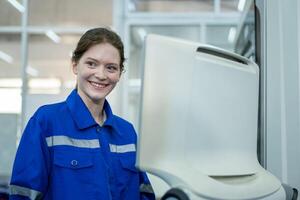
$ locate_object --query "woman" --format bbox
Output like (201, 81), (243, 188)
(9, 27), (155, 200)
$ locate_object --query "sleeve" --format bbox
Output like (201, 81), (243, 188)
(139, 171), (156, 200)
(9, 115), (50, 200)
(128, 123), (155, 200)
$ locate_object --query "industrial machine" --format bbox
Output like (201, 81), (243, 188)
(137, 34), (297, 200)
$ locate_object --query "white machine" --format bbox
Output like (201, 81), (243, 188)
(137, 34), (289, 199)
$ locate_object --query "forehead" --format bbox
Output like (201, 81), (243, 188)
(82, 43), (120, 64)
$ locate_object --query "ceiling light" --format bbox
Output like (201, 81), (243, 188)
(63, 80), (76, 88)
(137, 28), (147, 41)
(238, 0), (246, 12)
(69, 50), (73, 58)
(29, 78), (61, 89)
(6, 0), (25, 13)
(45, 30), (61, 43)
(0, 78), (22, 88)
(0, 88), (21, 113)
(129, 79), (141, 87)
(228, 27), (236, 43)
(29, 78), (61, 94)
(26, 66), (39, 77)
(0, 51), (13, 64)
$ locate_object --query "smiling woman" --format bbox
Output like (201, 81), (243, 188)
(70, 28), (125, 125)
(9, 27), (156, 200)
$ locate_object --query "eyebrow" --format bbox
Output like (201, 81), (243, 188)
(86, 57), (119, 65)
(86, 57), (99, 63)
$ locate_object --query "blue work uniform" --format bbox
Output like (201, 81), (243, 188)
(9, 89), (155, 200)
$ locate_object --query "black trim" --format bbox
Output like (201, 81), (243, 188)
(292, 188), (298, 200)
(161, 188), (189, 200)
(196, 47), (247, 65)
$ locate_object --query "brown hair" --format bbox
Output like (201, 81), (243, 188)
(72, 27), (125, 73)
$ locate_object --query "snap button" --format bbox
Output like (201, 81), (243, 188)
(71, 160), (78, 166)
(96, 127), (101, 132)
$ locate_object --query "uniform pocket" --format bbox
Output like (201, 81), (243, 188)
(119, 154), (138, 173)
(115, 153), (139, 187)
(117, 154), (140, 199)
(54, 150), (94, 169)
(51, 150), (97, 199)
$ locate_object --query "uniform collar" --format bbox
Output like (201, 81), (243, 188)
(66, 89), (122, 135)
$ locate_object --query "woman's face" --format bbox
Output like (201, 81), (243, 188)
(72, 42), (121, 104)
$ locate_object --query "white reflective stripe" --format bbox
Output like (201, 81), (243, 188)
(140, 183), (154, 194)
(10, 184), (43, 200)
(109, 143), (136, 153)
(46, 136), (100, 148)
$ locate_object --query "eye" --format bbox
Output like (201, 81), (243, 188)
(106, 64), (119, 72)
(86, 61), (97, 68)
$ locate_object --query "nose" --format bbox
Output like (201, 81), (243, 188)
(94, 65), (107, 80)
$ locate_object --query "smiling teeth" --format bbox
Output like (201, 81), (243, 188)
(91, 81), (106, 88)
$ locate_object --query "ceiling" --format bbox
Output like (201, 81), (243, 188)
(0, 0), (112, 26)
(0, 0), (241, 89)
(0, 0), (113, 85)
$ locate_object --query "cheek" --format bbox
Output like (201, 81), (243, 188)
(76, 68), (91, 80)
(110, 74), (121, 83)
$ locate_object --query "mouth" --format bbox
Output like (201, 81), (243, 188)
(89, 81), (109, 89)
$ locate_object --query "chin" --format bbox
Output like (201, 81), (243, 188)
(88, 93), (107, 102)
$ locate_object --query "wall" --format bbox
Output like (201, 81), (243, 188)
(0, 114), (17, 176)
(264, 0), (300, 191)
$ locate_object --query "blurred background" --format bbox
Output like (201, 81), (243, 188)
(0, 0), (256, 198)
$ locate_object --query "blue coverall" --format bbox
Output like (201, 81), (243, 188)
(9, 89), (155, 200)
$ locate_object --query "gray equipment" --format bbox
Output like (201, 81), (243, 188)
(137, 34), (297, 199)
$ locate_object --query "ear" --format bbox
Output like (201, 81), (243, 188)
(72, 61), (78, 75)
(118, 67), (124, 78)
(118, 71), (122, 79)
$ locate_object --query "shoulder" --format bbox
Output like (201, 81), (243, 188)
(33, 101), (67, 119)
(25, 101), (69, 134)
(30, 101), (69, 128)
(113, 115), (135, 130)
(22, 101), (67, 136)
(112, 115), (137, 140)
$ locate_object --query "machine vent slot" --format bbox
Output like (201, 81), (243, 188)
(196, 47), (247, 65)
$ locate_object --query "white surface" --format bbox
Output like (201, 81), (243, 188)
(183, 185), (286, 200)
(146, 164), (282, 199)
(137, 34), (283, 199)
(185, 52), (260, 176)
(261, 0), (300, 191)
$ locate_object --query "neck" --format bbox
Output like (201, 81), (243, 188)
(77, 90), (105, 125)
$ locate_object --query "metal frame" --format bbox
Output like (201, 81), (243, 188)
(115, 0), (242, 121)
(255, 0), (267, 168)
(19, 0), (29, 135)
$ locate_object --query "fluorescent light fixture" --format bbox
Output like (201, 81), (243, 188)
(238, 0), (246, 11)
(0, 78), (22, 88)
(45, 30), (61, 43)
(63, 80), (76, 88)
(69, 50), (73, 58)
(128, 1), (136, 11)
(6, 0), (25, 13)
(228, 27), (237, 43)
(129, 79), (141, 94)
(0, 88), (21, 113)
(29, 78), (61, 89)
(129, 79), (141, 87)
(0, 78), (61, 89)
(137, 28), (147, 41)
(29, 78), (61, 94)
(26, 66), (39, 77)
(0, 51), (13, 64)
